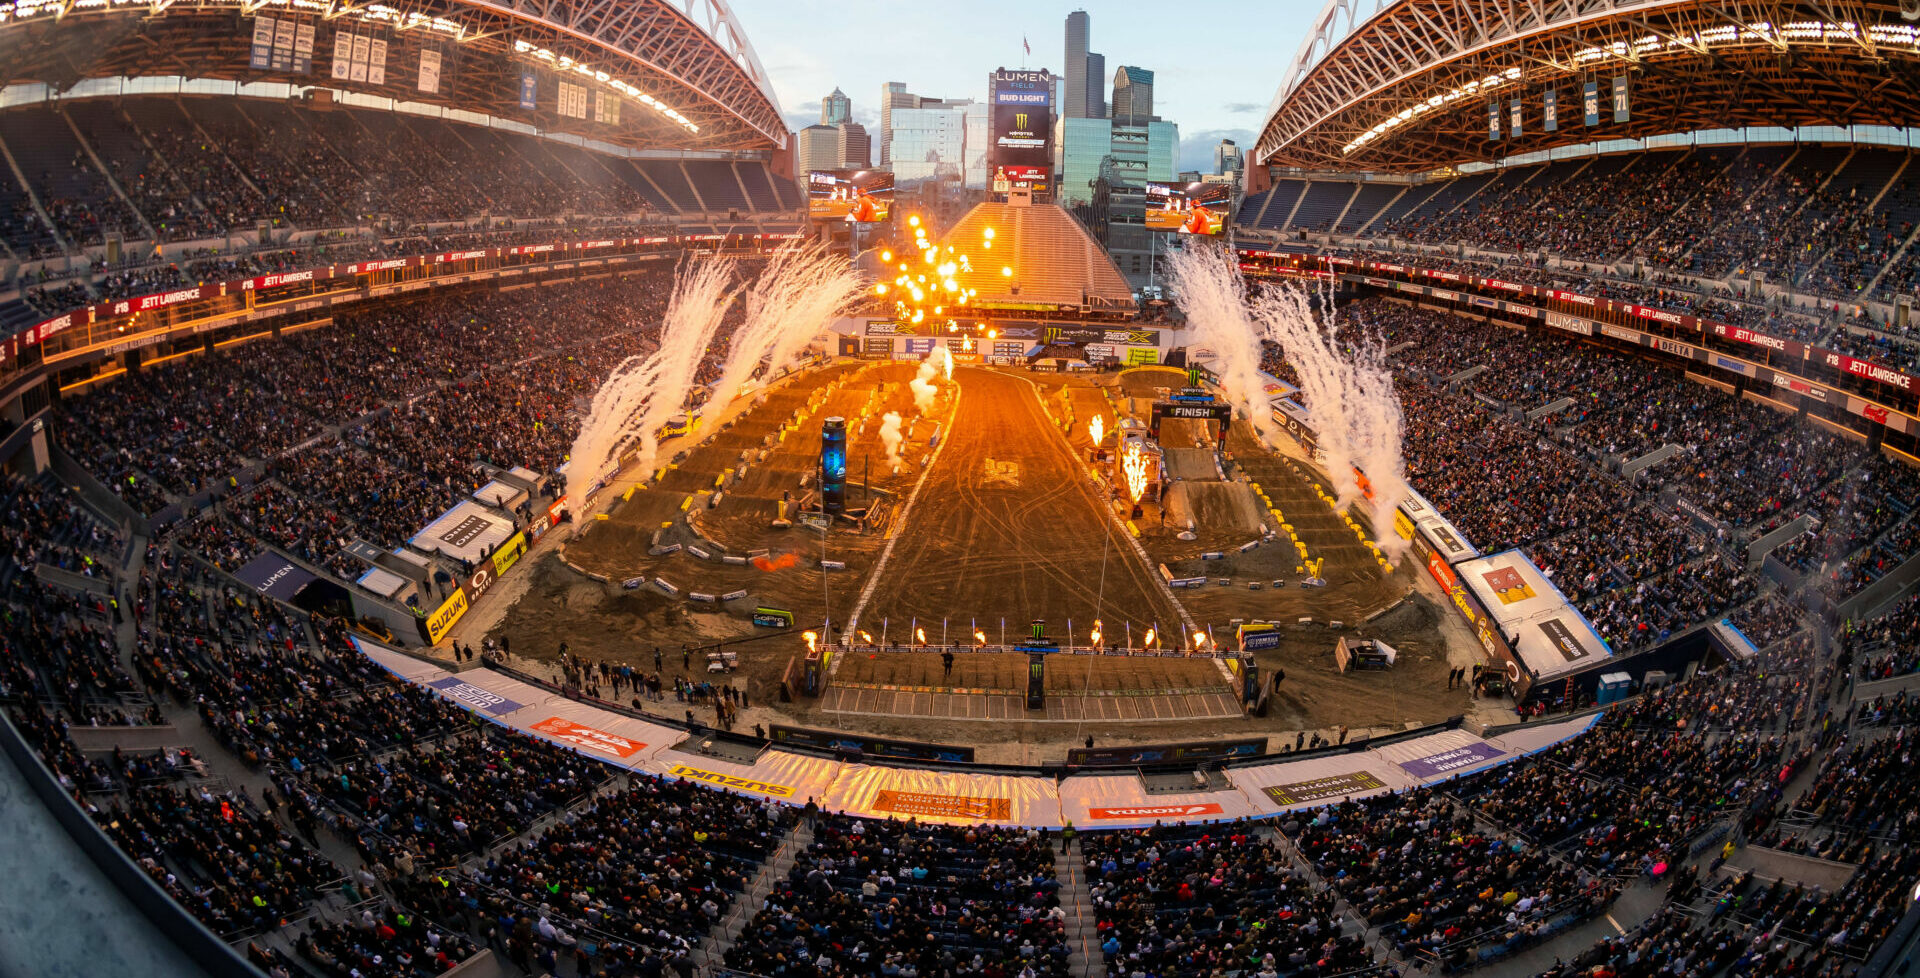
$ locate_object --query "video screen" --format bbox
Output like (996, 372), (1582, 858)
(991, 164), (1050, 195)
(989, 68), (1052, 171)
(1144, 181), (1232, 235)
(808, 170), (893, 223)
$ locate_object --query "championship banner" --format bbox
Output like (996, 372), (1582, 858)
(519, 69), (538, 109)
(250, 17), (275, 70)
(1583, 81), (1599, 126)
(530, 717), (646, 759)
(417, 48), (442, 94)
(872, 789), (1012, 821)
(1261, 771), (1387, 806)
(1612, 75), (1629, 123)
(1543, 87), (1557, 131)
(558, 82), (588, 120)
(295, 22), (314, 74)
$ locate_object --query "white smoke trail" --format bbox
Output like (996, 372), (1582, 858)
(714, 244), (868, 412)
(565, 259), (738, 510)
(1252, 282), (1410, 559)
(1163, 244), (1285, 447)
(1166, 243), (1411, 558)
(909, 347), (949, 414)
(878, 412), (905, 473)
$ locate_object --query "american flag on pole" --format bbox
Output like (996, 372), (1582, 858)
(1023, 36), (1031, 55)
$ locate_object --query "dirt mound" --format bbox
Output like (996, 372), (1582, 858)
(1163, 481), (1262, 538)
(1163, 447), (1219, 481)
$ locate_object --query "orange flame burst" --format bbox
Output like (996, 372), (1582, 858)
(1121, 443), (1150, 502)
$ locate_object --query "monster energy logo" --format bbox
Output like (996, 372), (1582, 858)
(1015, 113), (1029, 130)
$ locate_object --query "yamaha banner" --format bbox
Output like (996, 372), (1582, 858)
(1612, 75), (1629, 123)
(1488, 101), (1501, 140)
(1543, 88), (1557, 132)
(1584, 81), (1599, 126)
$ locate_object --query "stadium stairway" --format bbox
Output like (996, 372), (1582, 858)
(707, 818), (810, 973)
(1056, 835), (1100, 978)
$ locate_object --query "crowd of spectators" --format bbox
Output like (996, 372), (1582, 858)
(726, 817), (1068, 978)
(280, 725), (603, 869)
(1084, 821), (1378, 978)
(1846, 589), (1920, 682)
(1292, 789), (1607, 970)
(1454, 722), (1782, 872)
(1785, 726), (1920, 847)
(0, 94), (801, 307)
(466, 774), (789, 971)
(95, 782), (341, 937)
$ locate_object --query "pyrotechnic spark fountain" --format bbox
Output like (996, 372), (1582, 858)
(1088, 414), (1104, 447)
(878, 214), (1003, 406)
(1166, 243), (1410, 558)
(714, 244), (866, 411)
(803, 631), (817, 654)
(1089, 620), (1103, 648)
(1120, 443), (1150, 502)
(974, 629), (987, 646)
(1142, 627), (1157, 650)
(566, 259), (737, 517)
(915, 627), (927, 646)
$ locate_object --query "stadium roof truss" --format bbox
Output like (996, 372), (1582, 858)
(1257, 0), (1920, 171)
(0, 0), (786, 150)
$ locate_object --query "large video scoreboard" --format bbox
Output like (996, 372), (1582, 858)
(989, 67), (1052, 196)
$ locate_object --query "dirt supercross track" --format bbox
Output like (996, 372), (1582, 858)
(849, 366), (1182, 642)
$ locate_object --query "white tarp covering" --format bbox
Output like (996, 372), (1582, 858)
(1486, 713), (1601, 757)
(410, 499), (517, 564)
(473, 479), (529, 512)
(1457, 549), (1612, 682)
(1229, 750), (1414, 815)
(823, 764), (1064, 828)
(641, 746), (844, 807)
(1368, 728), (1509, 783)
(1058, 774), (1262, 829)
(1399, 487), (1480, 562)
(358, 640), (455, 682)
(349, 639), (1603, 828)
(500, 697), (680, 766)
(356, 566), (408, 599)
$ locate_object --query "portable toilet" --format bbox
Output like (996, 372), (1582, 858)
(1595, 671), (1633, 705)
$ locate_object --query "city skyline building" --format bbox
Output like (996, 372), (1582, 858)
(822, 87), (851, 126)
(1110, 66), (1153, 123)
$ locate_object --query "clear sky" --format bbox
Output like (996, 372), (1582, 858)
(729, 0), (1314, 172)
